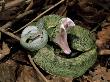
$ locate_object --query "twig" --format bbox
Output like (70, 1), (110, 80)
(0, 0), (26, 12)
(0, 42), (10, 60)
(0, 21), (13, 29)
(91, 20), (104, 32)
(0, 26), (49, 82)
(1, 9), (34, 29)
(0, 28), (49, 81)
(25, 0), (33, 11)
(0, 9), (49, 82)
(58, 6), (67, 16)
(13, 0), (65, 33)
(0, 1), (65, 81)
(99, 49), (110, 55)
(28, 55), (49, 82)
(16, 9), (35, 19)
(26, 0), (32, 4)
(0, 28), (20, 41)
(0, 0), (5, 11)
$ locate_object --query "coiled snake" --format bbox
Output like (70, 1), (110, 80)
(20, 15), (97, 78)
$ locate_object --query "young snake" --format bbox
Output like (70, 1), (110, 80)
(20, 15), (97, 78)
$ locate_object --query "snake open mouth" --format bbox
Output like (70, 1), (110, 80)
(54, 18), (75, 55)
(54, 25), (71, 54)
(20, 15), (97, 77)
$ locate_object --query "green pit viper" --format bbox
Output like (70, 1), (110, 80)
(20, 15), (97, 78)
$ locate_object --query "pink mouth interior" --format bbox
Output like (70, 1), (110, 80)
(54, 18), (75, 54)
(54, 27), (71, 54)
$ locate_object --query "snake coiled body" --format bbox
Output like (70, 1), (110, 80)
(20, 15), (97, 78)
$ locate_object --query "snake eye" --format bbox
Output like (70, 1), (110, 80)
(26, 38), (30, 43)
(26, 33), (42, 43)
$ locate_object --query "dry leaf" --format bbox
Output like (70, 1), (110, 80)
(96, 25), (110, 55)
(16, 65), (41, 82)
(46, 75), (73, 82)
(0, 7), (19, 20)
(82, 64), (110, 82)
(0, 42), (10, 60)
(77, 0), (107, 26)
(83, 75), (93, 82)
(90, 65), (110, 81)
(105, 69), (110, 81)
(93, 80), (101, 82)
(0, 60), (17, 82)
(96, 25), (110, 48)
(12, 50), (30, 65)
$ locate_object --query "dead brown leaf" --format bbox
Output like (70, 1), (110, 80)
(12, 50), (30, 65)
(105, 69), (110, 81)
(46, 75), (73, 82)
(0, 7), (19, 20)
(82, 63), (110, 82)
(96, 16), (110, 55)
(82, 75), (93, 82)
(0, 60), (17, 82)
(77, 0), (107, 27)
(90, 65), (110, 81)
(0, 42), (10, 60)
(16, 65), (41, 82)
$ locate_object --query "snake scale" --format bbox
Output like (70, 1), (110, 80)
(20, 15), (97, 78)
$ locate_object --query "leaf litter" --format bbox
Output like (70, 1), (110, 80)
(0, 0), (110, 82)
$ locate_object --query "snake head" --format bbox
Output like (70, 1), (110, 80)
(20, 26), (48, 51)
(54, 18), (75, 54)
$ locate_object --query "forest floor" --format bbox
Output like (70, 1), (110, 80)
(0, 0), (110, 82)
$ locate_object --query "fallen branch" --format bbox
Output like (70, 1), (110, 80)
(0, 42), (10, 60)
(1, 9), (35, 29)
(13, 0), (65, 33)
(0, 0), (65, 81)
(0, 0), (5, 11)
(25, 0), (33, 11)
(0, 28), (20, 41)
(28, 55), (49, 82)
(0, 0), (28, 12)
(99, 49), (110, 55)
(0, 28), (49, 82)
